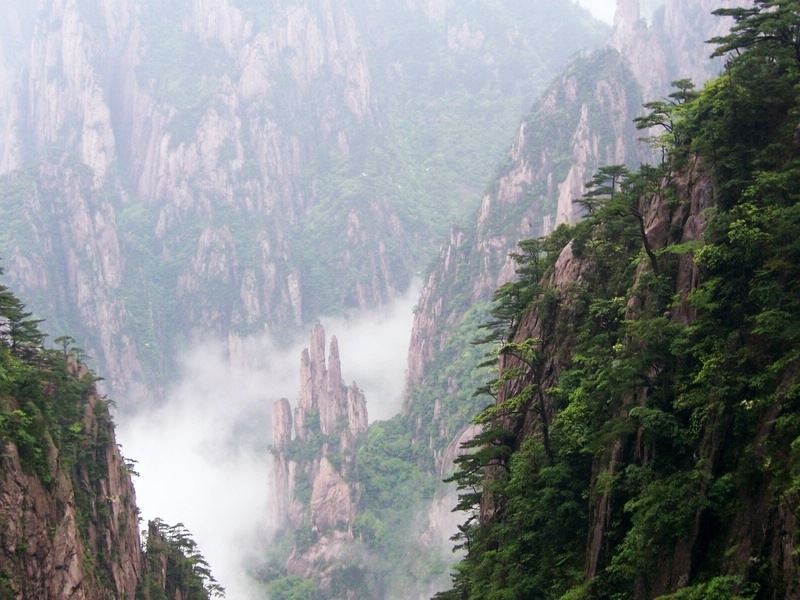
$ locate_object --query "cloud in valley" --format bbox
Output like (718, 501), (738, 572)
(115, 282), (420, 598)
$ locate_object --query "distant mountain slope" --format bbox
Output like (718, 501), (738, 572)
(0, 0), (607, 405)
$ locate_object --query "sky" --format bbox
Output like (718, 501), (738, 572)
(115, 282), (420, 599)
(580, 0), (617, 24)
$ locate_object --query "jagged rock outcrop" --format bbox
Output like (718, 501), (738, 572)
(0, 365), (142, 599)
(0, 0), (608, 407)
(612, 0), (750, 100)
(271, 324), (369, 591)
(465, 146), (799, 596)
(139, 518), (223, 600)
(404, 0), (743, 467)
(447, 10), (800, 585)
(405, 47), (645, 460)
(0, 299), (219, 600)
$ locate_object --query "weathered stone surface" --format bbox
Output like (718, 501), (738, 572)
(270, 324), (369, 590)
(404, 0), (741, 470)
(611, 0), (745, 100)
(0, 384), (142, 599)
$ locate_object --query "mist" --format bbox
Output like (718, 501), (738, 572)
(580, 0), (667, 24)
(115, 282), (420, 598)
(578, 0), (617, 24)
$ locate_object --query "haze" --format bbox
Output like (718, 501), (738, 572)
(116, 283), (419, 597)
(0, 0), (623, 597)
(581, 0), (617, 23)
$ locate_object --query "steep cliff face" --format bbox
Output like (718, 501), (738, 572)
(0, 363), (142, 599)
(440, 5), (800, 591)
(0, 0), (608, 405)
(446, 155), (800, 597)
(271, 323), (369, 594)
(405, 48), (645, 461)
(0, 159), (144, 401)
(405, 0), (740, 466)
(0, 277), (222, 599)
(2, 0), (378, 400)
(611, 0), (746, 99)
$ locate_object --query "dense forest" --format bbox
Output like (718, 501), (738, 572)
(436, 2), (800, 598)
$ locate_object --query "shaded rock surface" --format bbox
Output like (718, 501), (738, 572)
(0, 0), (608, 406)
(0, 367), (142, 599)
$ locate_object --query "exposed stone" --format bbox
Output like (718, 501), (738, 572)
(0, 383), (142, 599)
(310, 456), (355, 532)
(611, 0), (747, 100)
(404, 0), (741, 470)
(270, 324), (369, 591)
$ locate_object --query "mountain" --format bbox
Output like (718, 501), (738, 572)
(269, 324), (369, 595)
(436, 1), (800, 597)
(404, 0), (744, 468)
(0, 0), (608, 405)
(0, 276), (221, 598)
(266, 324), (441, 599)
(2, 1), (780, 598)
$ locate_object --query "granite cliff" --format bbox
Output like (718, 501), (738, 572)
(0, 0), (607, 405)
(271, 324), (369, 596)
(437, 1), (800, 592)
(404, 0), (747, 467)
(442, 149), (799, 598)
(0, 366), (142, 599)
(0, 277), (221, 598)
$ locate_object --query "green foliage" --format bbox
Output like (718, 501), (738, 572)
(709, 1), (800, 64)
(655, 576), (757, 600)
(0, 266), (147, 594)
(264, 576), (316, 600)
(437, 6), (800, 596)
(142, 519), (225, 599)
(405, 300), (495, 463)
(0, 265), (104, 483)
(357, 416), (433, 514)
(633, 79), (698, 160)
(351, 415), (441, 593)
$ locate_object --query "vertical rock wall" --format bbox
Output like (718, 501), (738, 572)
(271, 323), (369, 590)
(404, 0), (745, 466)
(0, 375), (143, 599)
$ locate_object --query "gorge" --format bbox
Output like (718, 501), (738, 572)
(3, 0), (797, 599)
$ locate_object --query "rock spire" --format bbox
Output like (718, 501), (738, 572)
(270, 324), (369, 590)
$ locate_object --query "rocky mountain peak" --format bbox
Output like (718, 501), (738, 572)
(611, 0), (748, 99)
(270, 324), (369, 589)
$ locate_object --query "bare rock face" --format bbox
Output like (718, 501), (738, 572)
(611, 0), (748, 100)
(487, 154), (798, 596)
(0, 0), (612, 409)
(0, 375), (142, 599)
(404, 48), (644, 460)
(271, 324), (369, 589)
(309, 455), (356, 532)
(0, 0), (387, 405)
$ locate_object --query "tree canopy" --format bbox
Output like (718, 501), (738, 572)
(435, 4), (800, 598)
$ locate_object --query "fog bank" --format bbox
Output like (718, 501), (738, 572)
(116, 283), (419, 597)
